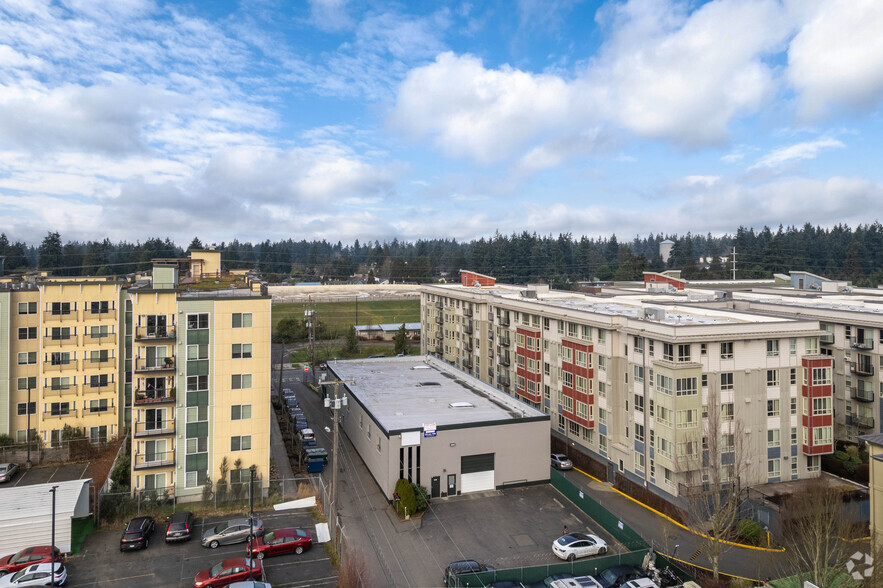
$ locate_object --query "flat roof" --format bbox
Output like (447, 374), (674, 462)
(327, 355), (547, 434)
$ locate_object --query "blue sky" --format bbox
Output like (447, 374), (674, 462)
(1, 0), (882, 245)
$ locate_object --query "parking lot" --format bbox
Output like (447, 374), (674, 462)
(7, 463), (92, 487)
(65, 508), (336, 587)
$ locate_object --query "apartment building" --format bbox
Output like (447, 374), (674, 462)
(421, 273), (834, 503)
(0, 250), (271, 500)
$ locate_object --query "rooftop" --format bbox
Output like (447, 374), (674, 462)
(327, 355), (547, 434)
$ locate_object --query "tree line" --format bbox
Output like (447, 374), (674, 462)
(2, 222), (882, 286)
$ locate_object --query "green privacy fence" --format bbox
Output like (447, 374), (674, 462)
(549, 468), (649, 551)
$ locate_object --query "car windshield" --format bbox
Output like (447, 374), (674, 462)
(8, 550), (25, 563)
(263, 531), (275, 543)
(124, 532), (142, 538)
(600, 569), (621, 583)
(556, 536), (571, 545)
(0, 466), (7, 473)
(209, 563), (224, 576)
(169, 522), (188, 530)
(244, 558), (255, 567)
(10, 569), (27, 582)
(214, 522), (229, 533)
(296, 529), (308, 538)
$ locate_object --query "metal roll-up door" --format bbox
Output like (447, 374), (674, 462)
(460, 453), (495, 493)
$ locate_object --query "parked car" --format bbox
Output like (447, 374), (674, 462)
(298, 428), (315, 442)
(120, 516), (156, 551)
(229, 582), (272, 588)
(0, 548), (61, 577)
(166, 511), (194, 543)
(202, 518), (265, 549)
(594, 565), (647, 588)
(547, 577), (603, 588)
(543, 573), (574, 586)
(193, 558), (262, 588)
(0, 562), (66, 587)
(622, 579), (659, 588)
(248, 528), (312, 559)
(552, 533), (608, 561)
(443, 560), (495, 586)
(0, 463), (19, 483)
(551, 454), (573, 470)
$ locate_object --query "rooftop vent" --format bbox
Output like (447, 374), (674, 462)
(643, 307), (666, 321)
(419, 381), (441, 386)
(520, 289), (538, 298)
(412, 365), (431, 370)
(449, 402), (474, 408)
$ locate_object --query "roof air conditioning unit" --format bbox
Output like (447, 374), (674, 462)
(643, 307), (666, 321)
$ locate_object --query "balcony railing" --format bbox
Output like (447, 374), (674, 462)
(498, 355), (511, 367)
(854, 362), (875, 377)
(851, 338), (874, 350)
(851, 385), (875, 402)
(134, 421), (176, 438)
(135, 357), (176, 373)
(820, 332), (835, 345)
(43, 310), (79, 322)
(464, 322), (473, 334)
(464, 307), (473, 317)
(465, 339), (473, 352)
(134, 388), (176, 405)
(500, 336), (511, 348)
(848, 414), (875, 429)
(497, 375), (511, 387)
(48, 360), (79, 371)
(44, 336), (79, 347)
(435, 315), (443, 325)
(134, 451), (175, 470)
(43, 408), (78, 419)
(134, 326), (176, 341)
(44, 385), (79, 397)
(435, 301), (443, 309)
(463, 358), (473, 369)
(500, 316), (510, 327)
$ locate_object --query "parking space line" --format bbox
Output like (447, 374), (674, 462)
(271, 576), (338, 587)
(263, 557), (330, 568)
(46, 467), (60, 482)
(66, 573), (155, 586)
(79, 462), (90, 479)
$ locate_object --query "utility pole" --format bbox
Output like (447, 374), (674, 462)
(320, 380), (351, 544)
(50, 485), (58, 587)
(276, 343), (285, 395)
(732, 246), (736, 281)
(248, 465), (256, 579)
(306, 297), (316, 385)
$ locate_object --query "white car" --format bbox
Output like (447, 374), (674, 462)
(552, 533), (608, 561)
(623, 579), (659, 588)
(0, 562), (67, 587)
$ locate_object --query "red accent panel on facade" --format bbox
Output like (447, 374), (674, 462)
(515, 327), (542, 403)
(801, 356), (834, 456)
(643, 272), (686, 290)
(560, 339), (594, 428)
(459, 270), (496, 287)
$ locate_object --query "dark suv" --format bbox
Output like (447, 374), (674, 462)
(120, 516), (155, 551)
(443, 560), (495, 586)
(165, 511), (194, 543)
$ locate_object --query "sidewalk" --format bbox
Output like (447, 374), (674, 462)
(559, 468), (779, 582)
(269, 402), (295, 479)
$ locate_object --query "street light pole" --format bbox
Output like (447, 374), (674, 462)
(319, 380), (351, 544)
(50, 485), (58, 588)
(248, 465), (256, 579)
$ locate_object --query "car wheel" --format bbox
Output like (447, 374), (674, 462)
(567, 553), (575, 562)
(0, 571), (7, 578)
(295, 546), (304, 555)
(209, 540), (219, 549)
(256, 551), (265, 560)
(598, 546), (607, 555)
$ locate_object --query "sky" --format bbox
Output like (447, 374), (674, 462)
(2, 0), (883, 246)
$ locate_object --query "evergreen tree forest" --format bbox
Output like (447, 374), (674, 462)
(2, 222), (883, 287)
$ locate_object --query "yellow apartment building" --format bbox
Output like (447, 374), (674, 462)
(0, 250), (271, 500)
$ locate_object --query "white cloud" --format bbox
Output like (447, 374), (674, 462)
(788, 0), (883, 118)
(308, 0), (353, 33)
(750, 137), (845, 169)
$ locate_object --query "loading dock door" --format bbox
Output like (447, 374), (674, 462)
(460, 453), (495, 493)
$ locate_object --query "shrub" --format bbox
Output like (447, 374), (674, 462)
(110, 454), (131, 490)
(846, 445), (860, 461)
(834, 450), (850, 462)
(736, 518), (764, 546)
(393, 478), (416, 516)
(844, 460), (858, 474)
(0, 434), (14, 448)
(413, 483), (429, 512)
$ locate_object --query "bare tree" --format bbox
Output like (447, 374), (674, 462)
(777, 477), (864, 586)
(676, 387), (750, 582)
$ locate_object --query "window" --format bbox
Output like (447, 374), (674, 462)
(767, 339), (779, 357)
(790, 338), (797, 355)
(581, 325), (592, 341)
(599, 434), (608, 453)
(597, 381), (606, 398)
(576, 402), (588, 419)
(812, 397), (832, 416)
(90, 325), (110, 339)
(635, 424), (645, 442)
(768, 459), (781, 479)
(720, 342), (734, 359)
(187, 375), (208, 391)
(17, 377), (36, 390)
(790, 368), (797, 385)
(51, 302), (71, 315)
(232, 312), (253, 328)
(677, 409), (698, 429)
(701, 374), (708, 387)
(575, 376), (588, 393)
(663, 343), (674, 361)
(656, 374), (673, 396)
(634, 336), (644, 353)
(575, 350), (588, 368)
(231, 405), (252, 420)
(720, 372), (734, 390)
(90, 301), (109, 314)
(90, 399), (109, 413)
(18, 352), (37, 365)
(811, 367), (832, 386)
(657, 406), (672, 427)
(231, 435), (252, 451)
(187, 344), (208, 360)
(676, 377), (697, 396)
(767, 369), (780, 387)
(768, 429), (780, 447)
(187, 313), (209, 329)
(90, 374), (109, 388)
(232, 344), (253, 359)
(767, 399), (780, 417)
(18, 327), (37, 340)
(806, 337), (818, 355)
(598, 356), (607, 371)
(17, 402), (36, 415)
(232, 374), (252, 390)
(807, 455), (820, 472)
(50, 352), (70, 366)
(678, 344), (691, 362)
(634, 394), (644, 412)
(635, 452), (646, 474)
(18, 301), (37, 314)
(658, 438), (673, 458)
(721, 403), (734, 421)
(91, 349), (110, 363)
(50, 327), (71, 340)
(721, 433), (735, 452)
(791, 397), (797, 415)
(598, 329), (606, 344)
(50, 402), (70, 416)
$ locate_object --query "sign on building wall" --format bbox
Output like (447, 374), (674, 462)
(423, 423), (437, 437)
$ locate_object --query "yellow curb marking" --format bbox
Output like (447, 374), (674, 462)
(657, 551), (764, 584)
(571, 467), (787, 553)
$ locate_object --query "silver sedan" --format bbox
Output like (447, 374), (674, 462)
(0, 463), (19, 484)
(201, 518), (265, 549)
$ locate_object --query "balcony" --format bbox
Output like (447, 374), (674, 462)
(488, 332), (494, 342)
(44, 336), (79, 347)
(435, 300), (443, 309)
(851, 385), (875, 403)
(500, 316), (510, 327)
(135, 356), (176, 373)
(498, 355), (510, 367)
(464, 307), (473, 317)
(43, 310), (79, 322)
(134, 388), (176, 405)
(134, 326), (176, 341)
(500, 336), (511, 348)
(487, 368), (494, 379)
(465, 339), (473, 352)
(43, 408), (78, 419)
(497, 374), (511, 387)
(134, 421), (176, 438)
(464, 321), (473, 334)
(848, 414), (875, 429)
(47, 360), (79, 372)
(851, 338), (874, 351)
(134, 451), (175, 470)
(44, 385), (79, 397)
(435, 315), (443, 325)
(820, 332), (835, 345)
(463, 358), (474, 369)
(854, 362), (875, 377)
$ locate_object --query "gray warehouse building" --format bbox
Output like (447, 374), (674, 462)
(327, 356), (550, 499)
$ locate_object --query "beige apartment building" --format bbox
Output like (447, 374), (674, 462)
(421, 271), (835, 503)
(0, 250), (272, 500)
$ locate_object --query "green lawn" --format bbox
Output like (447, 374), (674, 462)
(289, 343), (419, 363)
(272, 300), (420, 338)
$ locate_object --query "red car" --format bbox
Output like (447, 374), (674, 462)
(248, 528), (312, 559)
(193, 557), (262, 588)
(0, 546), (61, 576)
